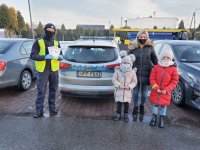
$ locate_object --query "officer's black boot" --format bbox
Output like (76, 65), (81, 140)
(139, 105), (145, 121)
(112, 112), (121, 121)
(158, 115), (165, 128)
(33, 111), (43, 118)
(124, 113), (129, 122)
(132, 107), (138, 122)
(150, 114), (157, 126)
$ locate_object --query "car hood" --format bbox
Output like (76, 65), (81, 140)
(183, 63), (200, 71)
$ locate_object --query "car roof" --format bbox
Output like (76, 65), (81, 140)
(0, 38), (33, 41)
(68, 39), (118, 48)
(154, 40), (200, 46)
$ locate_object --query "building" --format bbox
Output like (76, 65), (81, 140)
(76, 24), (105, 30)
(127, 17), (178, 29)
(0, 29), (6, 38)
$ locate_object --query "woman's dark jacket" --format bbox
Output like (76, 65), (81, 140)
(128, 40), (158, 85)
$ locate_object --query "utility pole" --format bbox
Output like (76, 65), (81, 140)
(121, 17), (123, 28)
(28, 0), (35, 39)
(190, 8), (200, 29)
(153, 11), (156, 17)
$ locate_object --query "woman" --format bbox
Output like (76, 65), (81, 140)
(128, 29), (158, 121)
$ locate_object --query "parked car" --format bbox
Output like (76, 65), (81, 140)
(0, 38), (36, 90)
(154, 40), (200, 110)
(59, 37), (120, 98)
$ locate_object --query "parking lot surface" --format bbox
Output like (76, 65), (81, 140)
(0, 81), (199, 125)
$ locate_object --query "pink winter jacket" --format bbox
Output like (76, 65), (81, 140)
(112, 67), (137, 103)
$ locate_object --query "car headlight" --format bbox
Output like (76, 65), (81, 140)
(188, 73), (200, 85)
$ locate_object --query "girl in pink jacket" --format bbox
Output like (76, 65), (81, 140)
(112, 51), (137, 122)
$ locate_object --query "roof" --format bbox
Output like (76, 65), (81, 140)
(155, 40), (200, 45)
(68, 39), (118, 48)
(113, 28), (190, 33)
(0, 38), (33, 41)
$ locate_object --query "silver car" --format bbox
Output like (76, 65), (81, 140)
(59, 38), (121, 98)
(0, 38), (36, 90)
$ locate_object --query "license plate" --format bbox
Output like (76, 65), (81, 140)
(77, 71), (102, 78)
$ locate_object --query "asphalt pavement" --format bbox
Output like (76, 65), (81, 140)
(0, 116), (200, 150)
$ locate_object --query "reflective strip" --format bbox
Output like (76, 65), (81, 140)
(152, 84), (158, 89)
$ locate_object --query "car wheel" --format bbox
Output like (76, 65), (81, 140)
(172, 81), (185, 106)
(19, 70), (32, 91)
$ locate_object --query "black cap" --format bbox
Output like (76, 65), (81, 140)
(44, 23), (56, 31)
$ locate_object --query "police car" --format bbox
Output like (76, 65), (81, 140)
(59, 37), (121, 98)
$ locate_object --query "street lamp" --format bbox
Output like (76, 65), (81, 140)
(28, 0), (35, 39)
(190, 8), (200, 29)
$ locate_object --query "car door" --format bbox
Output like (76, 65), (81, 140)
(21, 40), (36, 77)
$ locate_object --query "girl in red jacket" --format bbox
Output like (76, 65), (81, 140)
(149, 50), (179, 128)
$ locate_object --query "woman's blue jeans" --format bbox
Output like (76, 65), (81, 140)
(132, 83), (149, 107)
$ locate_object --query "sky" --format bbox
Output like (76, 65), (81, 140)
(1, 0), (200, 29)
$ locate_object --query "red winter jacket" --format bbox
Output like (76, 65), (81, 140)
(149, 64), (179, 106)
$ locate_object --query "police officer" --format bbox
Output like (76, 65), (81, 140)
(30, 23), (63, 118)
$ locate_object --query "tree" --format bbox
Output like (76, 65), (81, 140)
(194, 31), (200, 40)
(178, 20), (185, 29)
(196, 24), (200, 32)
(17, 11), (25, 37)
(0, 4), (11, 29)
(35, 21), (44, 38)
(8, 7), (19, 35)
(109, 24), (114, 36)
(21, 23), (32, 38)
(61, 24), (66, 41)
(153, 25), (158, 29)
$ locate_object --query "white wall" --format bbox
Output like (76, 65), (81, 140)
(127, 17), (178, 29)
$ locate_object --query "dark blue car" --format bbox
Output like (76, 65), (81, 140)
(154, 40), (200, 110)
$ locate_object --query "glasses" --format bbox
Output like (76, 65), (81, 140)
(46, 28), (55, 32)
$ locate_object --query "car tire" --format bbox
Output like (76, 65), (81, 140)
(172, 81), (185, 106)
(19, 70), (32, 91)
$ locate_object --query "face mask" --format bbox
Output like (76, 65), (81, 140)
(120, 63), (131, 73)
(45, 30), (55, 38)
(138, 39), (146, 45)
(159, 59), (172, 67)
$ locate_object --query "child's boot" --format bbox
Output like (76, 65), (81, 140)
(158, 115), (164, 128)
(132, 107), (138, 122)
(139, 105), (145, 121)
(124, 113), (129, 122)
(112, 112), (121, 121)
(150, 114), (157, 126)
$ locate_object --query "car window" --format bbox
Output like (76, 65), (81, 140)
(22, 41), (34, 54)
(0, 41), (16, 54)
(172, 45), (200, 63)
(20, 46), (27, 55)
(154, 43), (163, 55)
(65, 46), (118, 63)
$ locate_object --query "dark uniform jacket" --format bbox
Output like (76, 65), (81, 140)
(30, 36), (61, 69)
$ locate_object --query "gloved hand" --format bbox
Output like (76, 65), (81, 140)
(58, 55), (64, 61)
(45, 54), (54, 60)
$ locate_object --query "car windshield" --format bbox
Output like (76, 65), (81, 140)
(172, 44), (200, 63)
(65, 46), (118, 63)
(0, 41), (16, 54)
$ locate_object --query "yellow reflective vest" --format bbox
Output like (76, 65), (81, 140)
(35, 39), (60, 72)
